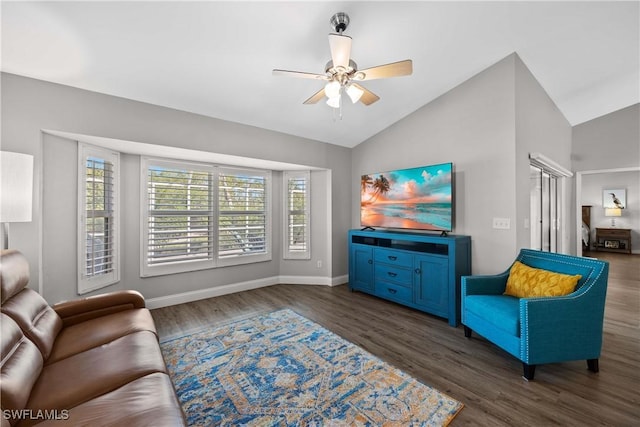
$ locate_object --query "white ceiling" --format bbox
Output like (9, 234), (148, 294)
(3, 1), (639, 148)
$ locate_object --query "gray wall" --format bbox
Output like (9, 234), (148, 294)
(514, 56), (573, 252)
(353, 54), (518, 274)
(352, 54), (572, 274)
(572, 104), (640, 171)
(1, 72), (351, 303)
(573, 103), (640, 254)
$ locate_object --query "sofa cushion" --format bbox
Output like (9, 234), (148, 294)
(33, 373), (186, 427)
(26, 331), (167, 414)
(47, 308), (157, 364)
(504, 261), (581, 298)
(1, 288), (62, 360)
(464, 295), (520, 336)
(0, 314), (43, 418)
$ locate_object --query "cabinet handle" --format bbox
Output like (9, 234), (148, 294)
(415, 268), (421, 274)
(368, 259), (373, 264)
(387, 272), (397, 277)
(387, 288), (397, 294)
(388, 255), (397, 261)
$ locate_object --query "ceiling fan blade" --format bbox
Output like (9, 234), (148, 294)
(356, 60), (413, 81)
(328, 34), (352, 69)
(272, 69), (328, 80)
(303, 88), (326, 104)
(352, 83), (380, 106)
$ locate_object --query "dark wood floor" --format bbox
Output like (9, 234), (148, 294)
(152, 252), (640, 426)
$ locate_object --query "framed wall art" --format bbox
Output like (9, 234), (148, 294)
(603, 189), (626, 209)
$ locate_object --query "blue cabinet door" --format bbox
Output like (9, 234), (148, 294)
(413, 254), (449, 317)
(350, 244), (374, 291)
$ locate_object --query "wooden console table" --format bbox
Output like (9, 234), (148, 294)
(595, 228), (632, 254)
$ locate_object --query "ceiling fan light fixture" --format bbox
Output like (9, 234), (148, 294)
(326, 96), (341, 109)
(324, 80), (341, 98)
(346, 83), (364, 103)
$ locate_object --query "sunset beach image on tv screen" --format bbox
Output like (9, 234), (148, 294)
(360, 163), (453, 231)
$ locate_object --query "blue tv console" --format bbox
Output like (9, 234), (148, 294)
(348, 229), (471, 326)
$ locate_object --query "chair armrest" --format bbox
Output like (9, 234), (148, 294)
(462, 271), (510, 296)
(53, 290), (146, 327)
(520, 290), (606, 363)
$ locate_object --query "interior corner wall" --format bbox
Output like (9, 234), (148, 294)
(572, 104), (640, 172)
(352, 55), (518, 274)
(1, 72), (352, 303)
(514, 55), (573, 253)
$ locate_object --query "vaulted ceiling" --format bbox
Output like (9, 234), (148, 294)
(3, 1), (638, 148)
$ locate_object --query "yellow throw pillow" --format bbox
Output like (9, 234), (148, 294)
(504, 261), (581, 298)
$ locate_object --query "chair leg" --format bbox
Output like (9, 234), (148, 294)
(522, 363), (536, 381)
(463, 326), (472, 338)
(587, 359), (599, 373)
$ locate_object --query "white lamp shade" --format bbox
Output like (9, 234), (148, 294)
(604, 208), (622, 217)
(326, 96), (341, 109)
(346, 84), (364, 103)
(1, 151), (34, 222)
(324, 80), (341, 99)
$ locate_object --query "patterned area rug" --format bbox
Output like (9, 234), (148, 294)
(160, 309), (463, 426)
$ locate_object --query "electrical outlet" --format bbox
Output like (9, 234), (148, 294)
(493, 217), (511, 229)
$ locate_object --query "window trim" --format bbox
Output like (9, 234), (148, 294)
(283, 170), (311, 260)
(140, 157), (272, 277)
(77, 143), (120, 294)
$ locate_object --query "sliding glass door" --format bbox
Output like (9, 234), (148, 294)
(530, 165), (558, 252)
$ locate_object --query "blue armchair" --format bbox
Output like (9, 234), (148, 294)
(461, 249), (609, 380)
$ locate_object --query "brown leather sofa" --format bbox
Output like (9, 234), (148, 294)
(1, 250), (186, 426)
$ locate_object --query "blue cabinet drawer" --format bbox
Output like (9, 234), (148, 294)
(374, 264), (412, 286)
(374, 248), (412, 268)
(375, 281), (412, 305)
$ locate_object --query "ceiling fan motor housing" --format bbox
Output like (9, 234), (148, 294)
(330, 12), (350, 33)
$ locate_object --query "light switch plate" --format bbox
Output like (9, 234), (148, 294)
(493, 217), (511, 229)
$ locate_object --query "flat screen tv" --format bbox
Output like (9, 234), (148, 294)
(360, 162), (453, 232)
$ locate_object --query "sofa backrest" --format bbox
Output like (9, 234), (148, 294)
(1, 250), (62, 359)
(1, 313), (44, 424)
(516, 249), (608, 294)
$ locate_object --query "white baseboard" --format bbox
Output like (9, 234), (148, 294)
(331, 274), (348, 286)
(278, 274), (348, 287)
(146, 276), (278, 309)
(146, 274), (348, 309)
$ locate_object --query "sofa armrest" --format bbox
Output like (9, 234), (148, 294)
(520, 290), (606, 364)
(462, 271), (510, 296)
(53, 290), (147, 327)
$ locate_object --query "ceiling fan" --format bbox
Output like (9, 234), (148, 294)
(273, 12), (413, 109)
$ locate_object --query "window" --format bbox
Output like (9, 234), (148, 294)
(283, 171), (310, 259)
(143, 159), (214, 275)
(141, 159), (271, 276)
(78, 144), (120, 293)
(218, 168), (269, 263)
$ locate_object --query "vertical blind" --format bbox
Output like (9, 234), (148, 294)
(285, 172), (309, 257)
(84, 157), (115, 278)
(146, 165), (213, 266)
(218, 171), (267, 257)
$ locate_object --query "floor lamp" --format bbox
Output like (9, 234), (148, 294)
(1, 151), (34, 250)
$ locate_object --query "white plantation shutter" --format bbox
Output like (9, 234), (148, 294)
(142, 159), (214, 276)
(284, 171), (310, 259)
(218, 168), (269, 259)
(78, 144), (120, 293)
(141, 159), (271, 276)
